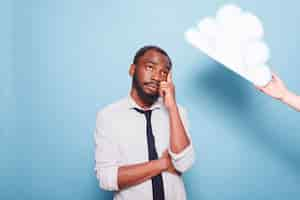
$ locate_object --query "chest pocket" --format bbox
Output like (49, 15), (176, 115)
(113, 117), (149, 164)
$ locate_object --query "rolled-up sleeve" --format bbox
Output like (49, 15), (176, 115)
(94, 111), (120, 191)
(168, 107), (195, 173)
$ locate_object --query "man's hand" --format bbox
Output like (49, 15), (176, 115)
(159, 72), (177, 110)
(160, 149), (181, 176)
(256, 72), (288, 100)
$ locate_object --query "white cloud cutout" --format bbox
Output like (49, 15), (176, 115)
(185, 4), (272, 86)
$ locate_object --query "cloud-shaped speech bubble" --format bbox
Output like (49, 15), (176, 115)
(185, 4), (272, 86)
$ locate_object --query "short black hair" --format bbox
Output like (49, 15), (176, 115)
(133, 45), (172, 69)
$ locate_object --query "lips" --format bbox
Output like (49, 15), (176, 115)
(145, 83), (159, 91)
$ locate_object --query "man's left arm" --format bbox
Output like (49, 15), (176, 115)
(168, 106), (195, 173)
(159, 72), (195, 173)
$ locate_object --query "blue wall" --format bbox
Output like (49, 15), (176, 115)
(0, 1), (19, 199)
(3, 0), (300, 199)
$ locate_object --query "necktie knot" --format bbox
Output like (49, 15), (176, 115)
(133, 108), (152, 120)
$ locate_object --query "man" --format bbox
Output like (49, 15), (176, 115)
(94, 46), (195, 200)
(256, 72), (300, 111)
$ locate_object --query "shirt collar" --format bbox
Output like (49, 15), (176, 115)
(127, 95), (163, 111)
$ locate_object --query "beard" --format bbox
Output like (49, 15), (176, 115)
(132, 72), (159, 104)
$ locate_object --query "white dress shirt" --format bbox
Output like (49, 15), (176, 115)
(94, 96), (195, 200)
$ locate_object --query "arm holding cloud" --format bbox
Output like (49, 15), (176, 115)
(256, 73), (300, 111)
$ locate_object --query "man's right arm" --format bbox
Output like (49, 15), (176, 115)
(117, 150), (176, 190)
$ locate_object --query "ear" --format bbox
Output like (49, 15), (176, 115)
(129, 64), (136, 77)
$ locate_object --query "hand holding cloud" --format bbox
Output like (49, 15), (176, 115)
(185, 4), (272, 86)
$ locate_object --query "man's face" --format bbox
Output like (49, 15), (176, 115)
(132, 49), (171, 102)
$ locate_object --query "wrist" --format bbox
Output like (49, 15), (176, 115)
(279, 90), (290, 103)
(158, 157), (168, 171)
(167, 102), (178, 113)
(276, 85), (288, 101)
(281, 90), (291, 103)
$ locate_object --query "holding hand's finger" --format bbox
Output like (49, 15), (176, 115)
(271, 71), (284, 83)
(272, 73), (282, 83)
(271, 71), (279, 78)
(254, 85), (261, 89)
(254, 85), (263, 92)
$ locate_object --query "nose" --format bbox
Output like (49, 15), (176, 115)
(151, 70), (162, 82)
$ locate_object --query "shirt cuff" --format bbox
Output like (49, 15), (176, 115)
(168, 144), (195, 173)
(96, 165), (119, 191)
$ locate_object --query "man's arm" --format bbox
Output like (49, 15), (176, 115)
(159, 72), (195, 173)
(160, 72), (190, 153)
(118, 150), (178, 190)
(168, 106), (190, 153)
(95, 112), (178, 191)
(256, 73), (300, 111)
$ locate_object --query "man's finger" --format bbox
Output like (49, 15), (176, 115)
(168, 168), (181, 176)
(159, 87), (166, 97)
(160, 81), (168, 87)
(167, 71), (172, 83)
(161, 150), (168, 158)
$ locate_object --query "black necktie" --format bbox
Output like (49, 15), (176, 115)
(134, 108), (165, 200)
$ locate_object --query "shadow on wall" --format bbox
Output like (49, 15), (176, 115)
(92, 185), (113, 200)
(189, 58), (300, 179)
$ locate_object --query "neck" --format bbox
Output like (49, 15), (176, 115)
(130, 87), (155, 109)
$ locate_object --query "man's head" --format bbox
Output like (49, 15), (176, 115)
(129, 45), (172, 104)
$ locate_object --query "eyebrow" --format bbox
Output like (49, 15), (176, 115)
(144, 60), (170, 70)
(145, 60), (158, 65)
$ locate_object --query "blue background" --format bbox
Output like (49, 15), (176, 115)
(2, 0), (300, 199)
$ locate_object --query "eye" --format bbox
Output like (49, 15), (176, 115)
(146, 65), (153, 71)
(161, 71), (168, 77)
